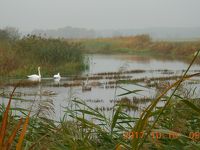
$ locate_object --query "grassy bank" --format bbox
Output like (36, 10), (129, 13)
(76, 35), (200, 59)
(0, 30), (87, 78)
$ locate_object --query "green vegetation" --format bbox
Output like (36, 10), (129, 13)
(0, 50), (200, 149)
(0, 28), (87, 77)
(78, 35), (200, 60)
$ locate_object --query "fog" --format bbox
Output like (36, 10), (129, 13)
(0, 0), (200, 31)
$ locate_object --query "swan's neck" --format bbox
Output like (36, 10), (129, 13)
(38, 69), (41, 77)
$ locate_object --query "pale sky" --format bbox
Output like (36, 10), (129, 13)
(0, 0), (200, 32)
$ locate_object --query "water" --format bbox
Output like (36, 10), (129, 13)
(1, 54), (200, 120)
(85, 54), (200, 73)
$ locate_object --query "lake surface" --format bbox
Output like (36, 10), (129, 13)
(1, 54), (200, 120)
(86, 54), (199, 73)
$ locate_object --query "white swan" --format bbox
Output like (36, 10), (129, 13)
(27, 67), (41, 81)
(53, 73), (61, 79)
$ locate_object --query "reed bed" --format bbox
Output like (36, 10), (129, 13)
(0, 31), (86, 77)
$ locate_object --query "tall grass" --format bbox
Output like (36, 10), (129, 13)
(130, 50), (200, 150)
(0, 85), (30, 149)
(0, 31), (87, 77)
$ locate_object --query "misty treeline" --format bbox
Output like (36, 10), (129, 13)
(0, 27), (20, 41)
(0, 28), (85, 77)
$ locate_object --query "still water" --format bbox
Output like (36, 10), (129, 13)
(1, 54), (200, 120)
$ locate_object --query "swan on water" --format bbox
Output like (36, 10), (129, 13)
(53, 73), (61, 79)
(27, 67), (41, 81)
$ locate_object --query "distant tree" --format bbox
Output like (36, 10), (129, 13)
(0, 27), (20, 41)
(5, 27), (20, 40)
(0, 29), (9, 40)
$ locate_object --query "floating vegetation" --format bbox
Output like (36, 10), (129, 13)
(94, 69), (200, 76)
(104, 85), (116, 89)
(71, 76), (102, 81)
(105, 75), (132, 80)
(0, 90), (57, 98)
(187, 80), (200, 85)
(110, 96), (153, 105)
(95, 106), (113, 111)
(85, 99), (104, 103)
(161, 70), (175, 75)
(89, 81), (101, 86)
(118, 75), (181, 84)
(71, 74), (132, 81)
(94, 69), (146, 76)
(63, 82), (82, 87)
(42, 90), (57, 96)
(0, 91), (24, 97)
(82, 86), (92, 92)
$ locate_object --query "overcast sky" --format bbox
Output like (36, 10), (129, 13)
(0, 0), (200, 32)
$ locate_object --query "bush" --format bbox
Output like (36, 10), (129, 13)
(0, 34), (86, 77)
(16, 35), (84, 65)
